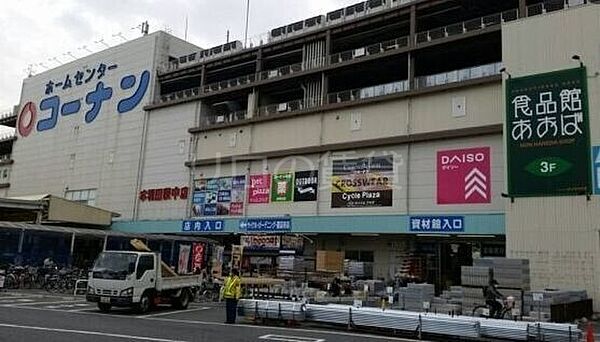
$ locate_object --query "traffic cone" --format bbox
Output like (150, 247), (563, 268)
(587, 322), (595, 342)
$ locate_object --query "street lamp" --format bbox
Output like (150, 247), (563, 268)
(572, 55), (584, 68)
(499, 67), (512, 79)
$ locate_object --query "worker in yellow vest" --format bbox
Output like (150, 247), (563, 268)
(221, 268), (242, 324)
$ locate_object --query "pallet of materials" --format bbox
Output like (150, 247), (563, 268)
(316, 250), (344, 273)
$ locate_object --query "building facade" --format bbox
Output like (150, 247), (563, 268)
(7, 0), (600, 305)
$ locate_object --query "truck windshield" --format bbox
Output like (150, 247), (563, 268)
(92, 252), (138, 280)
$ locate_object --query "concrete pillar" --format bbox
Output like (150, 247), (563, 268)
(103, 235), (108, 251)
(17, 229), (24, 254)
(409, 5), (417, 47)
(519, 0), (527, 18)
(408, 52), (416, 90)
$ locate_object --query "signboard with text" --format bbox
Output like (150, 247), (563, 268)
(239, 218), (292, 232)
(249, 174), (271, 204)
(594, 146), (600, 195)
(331, 156), (394, 208)
(192, 176), (245, 217)
(409, 216), (465, 233)
(271, 172), (294, 202)
(294, 170), (319, 202)
(437, 147), (491, 204)
(182, 220), (224, 233)
(506, 67), (591, 196)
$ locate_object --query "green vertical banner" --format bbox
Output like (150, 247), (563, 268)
(506, 67), (591, 196)
(271, 172), (294, 202)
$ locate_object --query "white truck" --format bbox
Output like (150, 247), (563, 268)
(86, 251), (201, 313)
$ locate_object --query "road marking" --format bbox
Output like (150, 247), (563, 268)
(4, 299), (83, 307)
(0, 298), (34, 303)
(138, 307), (211, 318)
(259, 334), (325, 342)
(0, 323), (189, 342)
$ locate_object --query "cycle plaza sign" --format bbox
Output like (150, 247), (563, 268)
(506, 67), (592, 197)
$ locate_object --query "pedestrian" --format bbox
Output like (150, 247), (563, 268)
(221, 268), (242, 324)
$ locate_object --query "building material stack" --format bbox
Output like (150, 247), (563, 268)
(473, 258), (530, 290)
(398, 283), (435, 312)
(523, 289), (588, 322)
(431, 286), (463, 314)
(316, 250), (344, 273)
(345, 261), (374, 278)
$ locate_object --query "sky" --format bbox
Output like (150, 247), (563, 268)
(0, 0), (361, 115)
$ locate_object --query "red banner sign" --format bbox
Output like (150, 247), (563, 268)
(437, 147), (491, 204)
(191, 243), (205, 272)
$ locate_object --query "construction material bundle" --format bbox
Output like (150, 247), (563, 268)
(344, 261), (373, 278)
(473, 258), (531, 290)
(398, 283), (435, 312)
(523, 289), (588, 321)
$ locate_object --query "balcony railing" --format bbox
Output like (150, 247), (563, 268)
(328, 80), (409, 104)
(0, 109), (15, 121)
(0, 154), (11, 162)
(204, 110), (249, 127)
(415, 62), (502, 89)
(330, 37), (409, 65)
(157, 87), (201, 104)
(0, 130), (16, 142)
(415, 9), (518, 44)
(527, 0), (587, 16)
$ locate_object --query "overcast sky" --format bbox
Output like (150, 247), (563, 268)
(0, 0), (361, 114)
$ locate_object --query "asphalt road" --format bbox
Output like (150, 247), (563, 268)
(0, 291), (424, 342)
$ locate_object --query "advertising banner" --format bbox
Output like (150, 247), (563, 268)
(281, 235), (304, 252)
(240, 235), (281, 251)
(331, 156), (394, 208)
(192, 176), (245, 216)
(437, 147), (491, 204)
(294, 170), (319, 202)
(593, 146), (600, 195)
(178, 244), (191, 274)
(191, 243), (205, 272)
(506, 67), (591, 196)
(271, 172), (294, 202)
(249, 174), (271, 204)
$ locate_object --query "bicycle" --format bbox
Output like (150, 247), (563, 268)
(472, 296), (516, 319)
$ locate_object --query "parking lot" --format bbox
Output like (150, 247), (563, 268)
(0, 291), (424, 342)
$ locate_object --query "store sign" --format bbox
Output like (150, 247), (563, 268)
(593, 146), (600, 195)
(271, 172), (294, 202)
(249, 174), (271, 204)
(178, 245), (191, 274)
(139, 186), (189, 201)
(191, 243), (205, 272)
(409, 216), (465, 232)
(331, 156), (393, 208)
(182, 220), (224, 232)
(18, 61), (150, 138)
(506, 67), (591, 196)
(437, 147), (491, 204)
(281, 235), (304, 252)
(241, 235), (281, 251)
(294, 170), (318, 202)
(239, 218), (292, 232)
(192, 176), (245, 216)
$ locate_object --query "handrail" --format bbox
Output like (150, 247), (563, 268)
(415, 62), (502, 89)
(328, 80), (409, 104)
(204, 109), (249, 126)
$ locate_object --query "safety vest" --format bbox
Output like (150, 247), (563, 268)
(222, 275), (241, 299)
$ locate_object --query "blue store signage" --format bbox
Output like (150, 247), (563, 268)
(182, 220), (224, 232)
(239, 218), (292, 232)
(409, 216), (465, 233)
(593, 146), (600, 195)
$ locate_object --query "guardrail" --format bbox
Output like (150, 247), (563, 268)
(0, 154), (11, 162)
(0, 109), (16, 121)
(204, 109), (249, 126)
(415, 62), (502, 89)
(0, 130), (16, 142)
(328, 80), (409, 105)
(330, 37), (409, 65)
(527, 0), (588, 17)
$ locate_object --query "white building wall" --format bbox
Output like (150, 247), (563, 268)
(502, 5), (600, 309)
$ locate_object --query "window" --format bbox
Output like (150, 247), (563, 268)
(65, 189), (97, 206)
(137, 255), (155, 279)
(345, 250), (374, 262)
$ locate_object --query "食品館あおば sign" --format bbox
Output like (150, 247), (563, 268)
(331, 156), (394, 208)
(506, 67), (591, 197)
(17, 61), (150, 137)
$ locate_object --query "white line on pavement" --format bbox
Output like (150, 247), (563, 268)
(3, 299), (83, 307)
(138, 307), (211, 318)
(0, 323), (189, 342)
(259, 334), (325, 342)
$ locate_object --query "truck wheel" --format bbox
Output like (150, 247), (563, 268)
(173, 289), (190, 310)
(136, 292), (152, 314)
(98, 303), (111, 313)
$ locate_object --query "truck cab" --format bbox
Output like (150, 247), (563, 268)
(86, 251), (199, 313)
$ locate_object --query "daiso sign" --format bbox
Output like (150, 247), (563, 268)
(437, 147), (491, 205)
(17, 60), (150, 138)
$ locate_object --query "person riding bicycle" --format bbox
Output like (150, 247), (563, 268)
(483, 279), (504, 318)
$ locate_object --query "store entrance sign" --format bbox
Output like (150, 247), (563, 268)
(182, 220), (224, 232)
(409, 216), (464, 233)
(506, 67), (591, 197)
(239, 218), (291, 232)
(593, 146), (600, 195)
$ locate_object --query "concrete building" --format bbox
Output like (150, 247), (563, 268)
(6, 0), (600, 306)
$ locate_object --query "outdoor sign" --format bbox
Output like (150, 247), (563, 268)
(178, 244), (191, 274)
(182, 220), (224, 233)
(248, 174), (271, 204)
(17, 61), (150, 138)
(239, 218), (292, 232)
(437, 147), (491, 204)
(271, 172), (294, 202)
(191, 243), (205, 272)
(192, 176), (245, 216)
(409, 216), (465, 233)
(294, 170), (319, 202)
(140, 186), (189, 202)
(240, 235), (281, 251)
(506, 67), (591, 196)
(593, 146), (600, 195)
(331, 156), (394, 208)
(281, 235), (304, 252)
